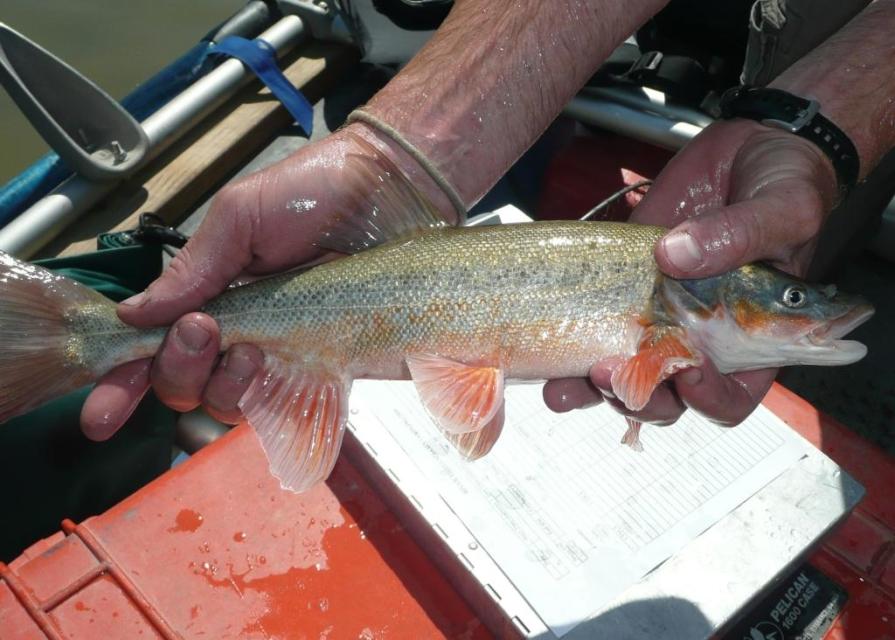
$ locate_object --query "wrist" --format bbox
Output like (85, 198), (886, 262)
(719, 87), (858, 195)
(767, 0), (895, 180)
(341, 121), (462, 225)
(767, 76), (873, 183)
(731, 118), (838, 198)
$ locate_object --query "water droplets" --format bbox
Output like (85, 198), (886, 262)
(168, 509), (204, 533)
(706, 228), (733, 253)
(189, 560), (219, 577)
(287, 199), (318, 214)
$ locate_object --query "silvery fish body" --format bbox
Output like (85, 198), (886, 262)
(201, 221), (664, 382)
(0, 219), (872, 493)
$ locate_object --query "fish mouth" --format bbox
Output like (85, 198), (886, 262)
(787, 304), (875, 365)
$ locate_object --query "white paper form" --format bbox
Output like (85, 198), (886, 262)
(348, 381), (812, 637)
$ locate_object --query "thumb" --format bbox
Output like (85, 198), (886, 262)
(654, 184), (824, 279)
(117, 187), (256, 327)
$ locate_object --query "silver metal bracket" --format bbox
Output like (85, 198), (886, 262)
(0, 23), (148, 181)
(276, 0), (353, 44)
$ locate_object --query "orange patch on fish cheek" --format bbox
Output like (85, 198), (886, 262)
(733, 300), (774, 331)
(732, 300), (814, 335)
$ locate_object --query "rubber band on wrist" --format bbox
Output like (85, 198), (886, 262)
(347, 108), (468, 221)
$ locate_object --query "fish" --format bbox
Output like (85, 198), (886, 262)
(0, 138), (874, 492)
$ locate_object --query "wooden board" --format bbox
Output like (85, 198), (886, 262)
(42, 41), (357, 258)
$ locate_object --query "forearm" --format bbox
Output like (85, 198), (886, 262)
(770, 0), (895, 179)
(350, 0), (667, 216)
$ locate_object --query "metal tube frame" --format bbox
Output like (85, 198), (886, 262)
(0, 15), (307, 258)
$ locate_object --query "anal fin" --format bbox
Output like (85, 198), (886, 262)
(407, 353), (504, 435)
(444, 401), (505, 460)
(239, 357), (351, 493)
(611, 325), (702, 412)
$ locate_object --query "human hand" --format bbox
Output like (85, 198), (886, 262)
(544, 118), (839, 426)
(80, 124), (455, 440)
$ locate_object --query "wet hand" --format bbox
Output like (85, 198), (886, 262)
(545, 119), (838, 427)
(81, 125), (451, 440)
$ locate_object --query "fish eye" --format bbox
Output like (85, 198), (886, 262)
(782, 285), (807, 308)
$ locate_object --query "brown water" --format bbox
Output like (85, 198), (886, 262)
(0, 0), (243, 184)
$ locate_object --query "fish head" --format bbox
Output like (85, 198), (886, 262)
(657, 264), (874, 374)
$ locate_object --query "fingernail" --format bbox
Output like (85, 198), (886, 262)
(175, 321), (212, 353)
(120, 291), (147, 307)
(593, 383), (615, 399)
(679, 368), (703, 386)
(663, 232), (703, 272)
(224, 350), (259, 383)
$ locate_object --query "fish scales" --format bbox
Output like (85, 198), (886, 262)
(203, 221), (666, 380)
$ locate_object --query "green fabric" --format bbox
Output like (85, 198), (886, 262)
(0, 244), (176, 562)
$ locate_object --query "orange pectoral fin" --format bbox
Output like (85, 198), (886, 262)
(610, 326), (702, 412)
(621, 418), (644, 452)
(406, 353), (505, 435)
(239, 357), (350, 493)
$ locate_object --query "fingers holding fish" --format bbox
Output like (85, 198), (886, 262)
(117, 189), (258, 328)
(202, 344), (265, 424)
(673, 362), (777, 427)
(542, 365), (686, 428)
(80, 359), (152, 441)
(654, 181), (826, 280)
(542, 377), (604, 413)
(589, 360), (685, 427)
(150, 313), (222, 413)
(636, 121), (833, 280)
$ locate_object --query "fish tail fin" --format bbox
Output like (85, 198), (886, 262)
(0, 252), (111, 422)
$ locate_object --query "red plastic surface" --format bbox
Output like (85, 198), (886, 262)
(3, 384), (895, 639)
(1, 426), (490, 639)
(536, 132), (673, 221)
(764, 385), (895, 638)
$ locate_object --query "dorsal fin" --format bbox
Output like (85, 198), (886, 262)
(317, 132), (449, 255)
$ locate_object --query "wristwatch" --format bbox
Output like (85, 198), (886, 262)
(718, 86), (859, 195)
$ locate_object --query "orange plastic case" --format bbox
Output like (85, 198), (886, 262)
(0, 424), (489, 639)
(2, 383), (895, 639)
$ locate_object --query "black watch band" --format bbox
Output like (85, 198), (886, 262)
(719, 86), (859, 195)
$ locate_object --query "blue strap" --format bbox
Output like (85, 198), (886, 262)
(213, 36), (314, 136)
